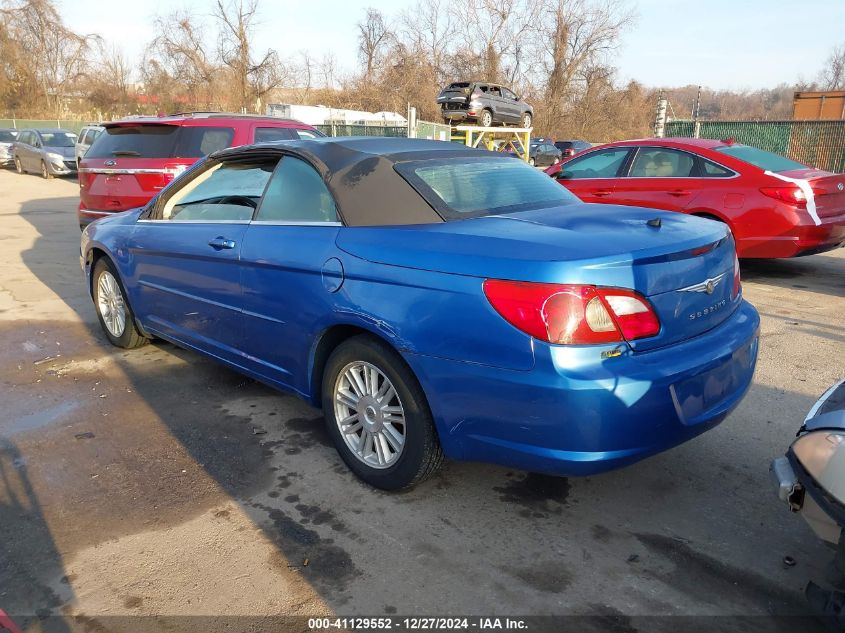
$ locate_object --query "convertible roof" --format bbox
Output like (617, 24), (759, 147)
(210, 137), (497, 226)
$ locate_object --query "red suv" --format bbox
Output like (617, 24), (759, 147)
(77, 113), (323, 228)
(545, 138), (845, 258)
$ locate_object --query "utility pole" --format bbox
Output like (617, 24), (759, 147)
(653, 92), (668, 138)
(693, 85), (702, 138)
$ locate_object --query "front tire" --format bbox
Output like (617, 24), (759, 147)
(92, 258), (148, 349)
(322, 335), (443, 490)
(521, 112), (533, 128)
(14, 157), (23, 174)
(40, 161), (52, 179)
(529, 157), (536, 166)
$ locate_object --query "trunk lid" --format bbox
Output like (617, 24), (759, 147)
(809, 172), (845, 220)
(778, 168), (845, 219)
(337, 204), (739, 352)
(437, 83), (472, 105)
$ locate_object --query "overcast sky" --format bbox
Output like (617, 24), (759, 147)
(60, 0), (844, 91)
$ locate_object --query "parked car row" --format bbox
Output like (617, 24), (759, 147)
(546, 138), (845, 259)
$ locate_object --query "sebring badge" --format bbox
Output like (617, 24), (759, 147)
(678, 273), (725, 295)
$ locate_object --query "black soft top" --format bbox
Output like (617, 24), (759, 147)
(210, 137), (498, 226)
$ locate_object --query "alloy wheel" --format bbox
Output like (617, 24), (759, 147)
(96, 271), (127, 337)
(333, 361), (406, 469)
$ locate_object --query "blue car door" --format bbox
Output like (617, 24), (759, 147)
(127, 159), (277, 364)
(239, 155), (342, 392)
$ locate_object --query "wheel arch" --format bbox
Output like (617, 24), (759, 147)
(308, 323), (413, 409)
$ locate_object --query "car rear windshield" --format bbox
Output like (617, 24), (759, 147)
(395, 156), (579, 219)
(0, 130), (16, 142)
(446, 82), (470, 90)
(86, 124), (235, 159)
(714, 144), (807, 173)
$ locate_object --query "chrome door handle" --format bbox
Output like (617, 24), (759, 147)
(208, 237), (236, 250)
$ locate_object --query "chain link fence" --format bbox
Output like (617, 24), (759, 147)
(0, 119), (88, 133)
(666, 119), (845, 173)
(315, 124), (408, 137)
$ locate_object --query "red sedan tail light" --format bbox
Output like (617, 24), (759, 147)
(483, 280), (660, 345)
(760, 185), (807, 209)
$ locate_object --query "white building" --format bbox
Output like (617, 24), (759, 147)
(266, 103), (407, 126)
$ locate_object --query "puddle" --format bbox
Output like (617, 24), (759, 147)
(2, 400), (80, 435)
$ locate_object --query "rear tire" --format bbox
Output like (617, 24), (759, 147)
(40, 161), (51, 179)
(480, 109), (493, 127)
(92, 258), (148, 349)
(529, 157), (536, 166)
(321, 335), (443, 490)
(14, 157), (23, 174)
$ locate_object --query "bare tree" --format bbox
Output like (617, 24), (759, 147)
(818, 43), (845, 90)
(215, 0), (285, 112)
(357, 8), (391, 83)
(145, 10), (216, 109)
(535, 0), (634, 132)
(1, 0), (96, 115)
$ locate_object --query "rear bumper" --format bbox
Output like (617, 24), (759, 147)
(736, 215), (845, 258)
(78, 207), (118, 229)
(441, 109), (474, 122)
(404, 300), (760, 476)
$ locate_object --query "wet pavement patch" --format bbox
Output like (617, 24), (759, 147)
(493, 473), (571, 517)
(634, 533), (811, 615)
(254, 502), (358, 593)
(502, 562), (573, 594)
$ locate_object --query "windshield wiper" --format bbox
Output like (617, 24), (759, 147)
(112, 150), (141, 156)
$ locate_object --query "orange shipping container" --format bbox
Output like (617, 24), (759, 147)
(793, 91), (845, 120)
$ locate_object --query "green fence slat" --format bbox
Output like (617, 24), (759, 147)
(665, 120), (845, 173)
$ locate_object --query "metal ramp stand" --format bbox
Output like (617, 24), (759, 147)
(450, 125), (532, 163)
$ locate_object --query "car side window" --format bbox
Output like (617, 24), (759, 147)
(629, 148), (695, 178)
(77, 130), (86, 143)
(557, 148), (630, 180)
(700, 159), (734, 177)
(255, 156), (338, 223)
(294, 129), (321, 139)
(157, 160), (276, 222)
(173, 127), (235, 158)
(254, 127), (297, 143)
(502, 88), (517, 100)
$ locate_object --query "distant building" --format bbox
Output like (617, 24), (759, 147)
(793, 91), (845, 120)
(266, 103), (407, 126)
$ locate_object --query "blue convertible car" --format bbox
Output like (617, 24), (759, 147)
(81, 137), (760, 490)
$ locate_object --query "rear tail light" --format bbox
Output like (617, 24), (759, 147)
(732, 254), (741, 299)
(760, 185), (807, 209)
(482, 280), (660, 345)
(563, 149), (575, 157)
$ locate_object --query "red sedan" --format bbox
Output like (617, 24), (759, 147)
(544, 138), (845, 258)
